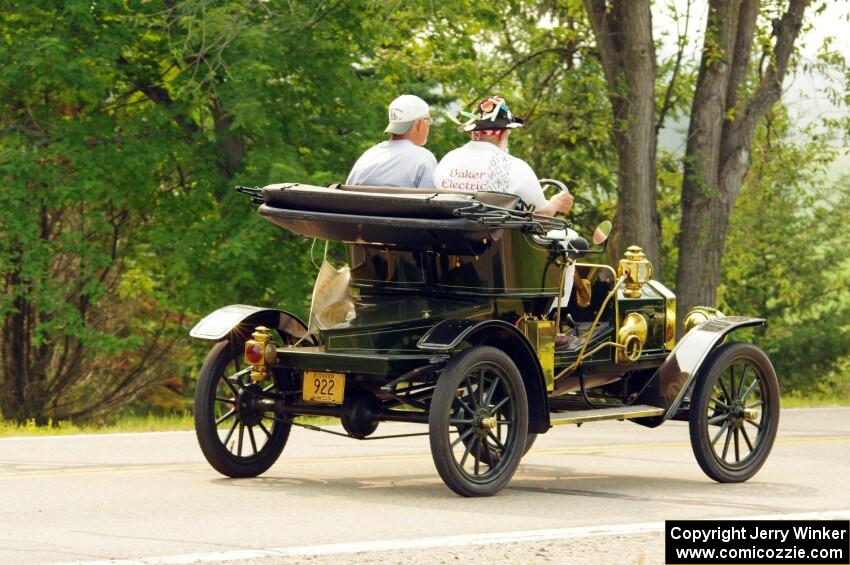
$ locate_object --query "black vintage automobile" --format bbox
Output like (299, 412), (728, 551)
(189, 182), (779, 497)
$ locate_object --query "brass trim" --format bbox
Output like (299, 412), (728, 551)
(617, 246), (653, 298)
(573, 267), (591, 308)
(575, 262), (623, 362)
(550, 405), (665, 426)
(245, 326), (274, 382)
(647, 280), (676, 350)
(575, 262), (617, 281)
(615, 279), (620, 364)
(646, 279), (675, 301)
(555, 276), (626, 380)
(564, 263), (620, 323)
(616, 312), (648, 363)
(683, 306), (725, 334)
(580, 340), (620, 359)
(574, 277), (592, 308)
(519, 318), (556, 392)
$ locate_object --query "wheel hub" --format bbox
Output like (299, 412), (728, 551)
(235, 385), (265, 426)
(473, 408), (495, 437)
(729, 401), (747, 427)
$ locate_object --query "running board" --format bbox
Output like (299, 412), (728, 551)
(549, 405), (665, 426)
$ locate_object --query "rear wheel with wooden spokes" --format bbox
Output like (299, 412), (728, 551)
(194, 338), (291, 478)
(429, 346), (528, 497)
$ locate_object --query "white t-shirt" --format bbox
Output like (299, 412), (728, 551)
(432, 141), (547, 209)
(346, 139), (437, 188)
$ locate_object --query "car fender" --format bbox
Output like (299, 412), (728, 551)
(189, 304), (309, 342)
(632, 315), (766, 428)
(419, 319), (551, 433)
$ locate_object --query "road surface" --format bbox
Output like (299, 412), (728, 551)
(1, 407), (848, 564)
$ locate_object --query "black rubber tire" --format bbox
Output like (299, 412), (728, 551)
(429, 346), (528, 497)
(689, 342), (779, 483)
(195, 338), (291, 478)
(523, 432), (538, 456)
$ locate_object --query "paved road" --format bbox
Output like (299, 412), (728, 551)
(1, 407), (848, 565)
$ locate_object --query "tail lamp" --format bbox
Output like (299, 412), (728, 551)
(243, 326), (277, 381)
(245, 342), (264, 365)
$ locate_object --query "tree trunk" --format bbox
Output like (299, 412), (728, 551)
(1, 228), (51, 424)
(583, 0), (661, 269)
(211, 97), (246, 180)
(2, 267), (31, 423)
(676, 0), (809, 329)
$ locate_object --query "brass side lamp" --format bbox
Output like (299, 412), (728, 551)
(617, 246), (653, 298)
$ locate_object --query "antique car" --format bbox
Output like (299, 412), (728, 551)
(189, 181), (779, 497)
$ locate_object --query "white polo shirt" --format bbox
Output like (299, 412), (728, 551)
(432, 141), (547, 209)
(346, 139), (437, 188)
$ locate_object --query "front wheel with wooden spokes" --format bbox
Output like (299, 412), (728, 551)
(429, 346), (528, 497)
(194, 338), (291, 478)
(689, 342), (779, 483)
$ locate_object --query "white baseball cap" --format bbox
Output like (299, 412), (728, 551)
(384, 94), (430, 134)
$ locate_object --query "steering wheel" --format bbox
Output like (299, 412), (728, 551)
(539, 178), (570, 194)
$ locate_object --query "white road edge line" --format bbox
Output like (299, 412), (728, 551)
(51, 509), (850, 565)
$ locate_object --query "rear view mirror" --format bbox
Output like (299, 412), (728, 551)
(593, 220), (612, 245)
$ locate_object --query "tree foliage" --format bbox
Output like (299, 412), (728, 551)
(0, 0), (191, 422)
(719, 112), (850, 392)
(676, 0), (811, 326)
(0, 0), (848, 423)
(0, 0), (483, 422)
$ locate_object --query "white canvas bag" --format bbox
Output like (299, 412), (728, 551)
(307, 241), (355, 334)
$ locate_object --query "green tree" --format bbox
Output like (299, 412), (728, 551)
(0, 0), (491, 423)
(582, 0), (661, 268)
(676, 0), (811, 327)
(0, 0), (192, 422)
(719, 113), (850, 393)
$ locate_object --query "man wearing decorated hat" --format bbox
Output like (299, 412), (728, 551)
(346, 94), (437, 188)
(433, 96), (573, 216)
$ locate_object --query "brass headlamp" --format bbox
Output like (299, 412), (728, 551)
(683, 306), (725, 333)
(617, 246), (653, 298)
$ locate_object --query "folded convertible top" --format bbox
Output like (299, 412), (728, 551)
(261, 183), (520, 220)
(257, 183), (530, 254)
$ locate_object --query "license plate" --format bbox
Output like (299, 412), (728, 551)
(302, 371), (345, 404)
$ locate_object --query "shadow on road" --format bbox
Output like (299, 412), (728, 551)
(208, 461), (809, 516)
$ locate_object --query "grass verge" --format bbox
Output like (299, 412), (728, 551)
(780, 393), (850, 409)
(0, 413), (195, 437)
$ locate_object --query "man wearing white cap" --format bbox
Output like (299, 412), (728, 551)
(346, 95), (437, 188)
